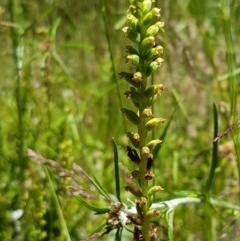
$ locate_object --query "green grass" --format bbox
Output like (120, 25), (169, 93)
(0, 0), (240, 240)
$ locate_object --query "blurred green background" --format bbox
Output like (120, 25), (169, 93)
(0, 0), (240, 240)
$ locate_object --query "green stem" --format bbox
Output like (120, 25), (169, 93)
(166, 210), (174, 241)
(138, 85), (150, 240)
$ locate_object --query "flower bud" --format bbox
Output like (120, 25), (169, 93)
(139, 197), (148, 206)
(132, 72), (142, 82)
(127, 132), (140, 148)
(143, 8), (161, 27)
(126, 54), (140, 66)
(156, 57), (164, 65)
(142, 0), (152, 13)
(119, 72), (140, 88)
(146, 58), (164, 75)
(146, 139), (163, 149)
(146, 21), (164, 37)
(147, 209), (160, 218)
(147, 45), (164, 61)
(146, 24), (159, 37)
(145, 171), (155, 180)
(141, 36), (155, 51)
(142, 108), (153, 118)
(157, 21), (164, 28)
(127, 13), (139, 31)
(145, 84), (164, 98)
(148, 185), (164, 197)
(145, 118), (166, 131)
(141, 146), (150, 156)
(149, 60), (159, 72)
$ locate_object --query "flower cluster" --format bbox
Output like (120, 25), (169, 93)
(120, 0), (165, 240)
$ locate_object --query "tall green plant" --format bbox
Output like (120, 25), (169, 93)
(120, 0), (165, 239)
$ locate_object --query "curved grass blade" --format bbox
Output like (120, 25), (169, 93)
(112, 137), (121, 202)
(205, 103), (218, 195)
(73, 162), (112, 201)
(75, 196), (109, 214)
(91, 175), (112, 202)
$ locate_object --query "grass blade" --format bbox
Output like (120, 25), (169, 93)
(205, 103), (218, 195)
(75, 197), (109, 214)
(112, 138), (121, 202)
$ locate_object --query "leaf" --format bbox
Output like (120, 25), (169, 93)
(91, 175), (112, 202)
(72, 162), (111, 202)
(121, 108), (140, 125)
(112, 138), (121, 202)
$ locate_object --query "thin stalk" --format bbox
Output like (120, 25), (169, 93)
(221, 0), (240, 197)
(202, 200), (216, 241)
(138, 119), (150, 240)
(138, 79), (150, 239)
(166, 210), (174, 241)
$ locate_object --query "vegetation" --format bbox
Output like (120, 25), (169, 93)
(0, 0), (240, 240)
